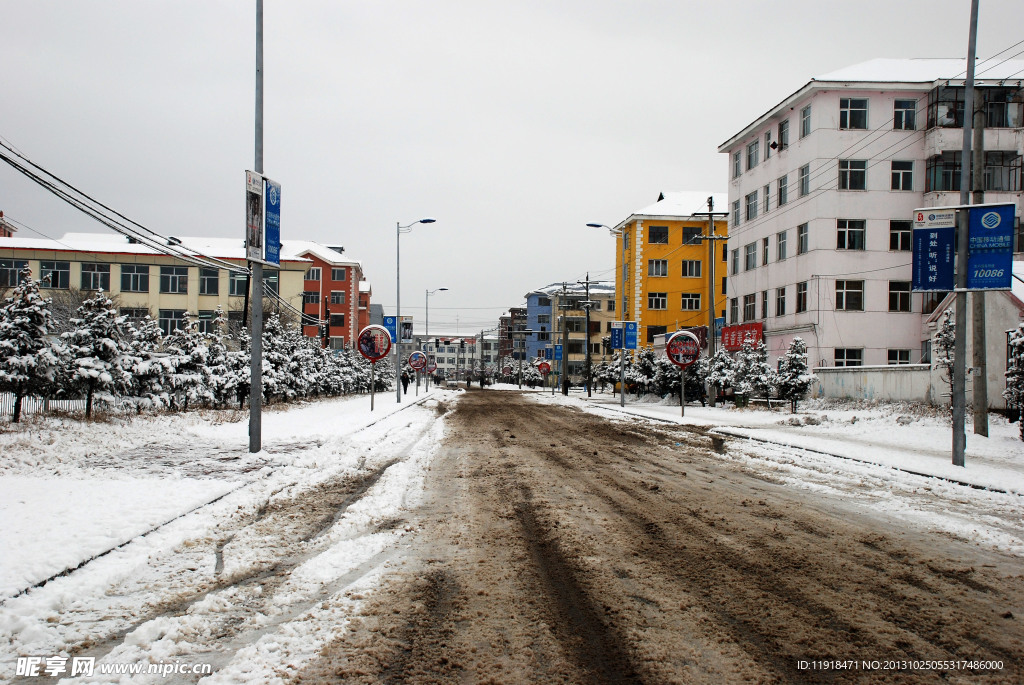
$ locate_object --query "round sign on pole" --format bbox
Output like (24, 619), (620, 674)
(538, 361), (551, 374)
(666, 331), (701, 368)
(426, 360), (438, 373)
(502, 366), (512, 375)
(409, 351), (427, 370)
(357, 325), (392, 362)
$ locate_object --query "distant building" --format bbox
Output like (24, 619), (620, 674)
(607, 192), (729, 345)
(498, 307), (527, 360)
(524, 281), (617, 378)
(294, 243), (368, 349)
(718, 58), (1022, 369)
(0, 212), (15, 238)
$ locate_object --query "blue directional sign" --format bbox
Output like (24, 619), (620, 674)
(382, 316), (398, 342)
(554, 345), (563, 361)
(544, 347), (553, 360)
(912, 226), (955, 292)
(623, 321), (639, 350)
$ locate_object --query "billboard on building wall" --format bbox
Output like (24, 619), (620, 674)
(721, 322), (763, 351)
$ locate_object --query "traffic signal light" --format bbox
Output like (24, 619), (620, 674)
(459, 339), (465, 349)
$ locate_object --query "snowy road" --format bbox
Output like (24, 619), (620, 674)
(1, 389), (1022, 683)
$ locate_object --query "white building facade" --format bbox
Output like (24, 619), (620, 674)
(718, 58), (1022, 369)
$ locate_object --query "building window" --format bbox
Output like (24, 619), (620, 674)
(888, 349), (912, 365)
(80, 263), (110, 291)
(745, 191), (758, 221)
(731, 200), (741, 227)
(891, 160), (913, 190)
(305, 267), (321, 281)
(889, 281), (912, 312)
(302, 290), (320, 304)
(800, 105), (812, 138)
(835, 280), (864, 311)
(722, 276), (727, 296)
(119, 264), (150, 293)
(837, 219), (866, 250)
(742, 294), (756, 322)
(762, 184), (771, 214)
(681, 260), (701, 278)
(796, 281), (808, 313)
(729, 297), (739, 324)
(537, 297), (551, 307)
(894, 99), (917, 130)
(199, 268), (219, 295)
(648, 226), (669, 244)
(799, 164), (810, 196)
(925, 151), (962, 192)
(160, 266), (188, 294)
(984, 151), (1023, 191)
(985, 87), (1024, 127)
(835, 349), (863, 367)
(744, 243), (757, 271)
(330, 290), (345, 305)
(121, 307), (150, 324)
(331, 267), (346, 281)
(648, 292), (667, 310)
(778, 119), (789, 150)
(839, 159), (867, 190)
(761, 290), (769, 319)
(536, 314), (550, 324)
(890, 220), (912, 251)
(607, 300), (615, 312)
(775, 287), (786, 316)
(747, 140), (759, 170)
(839, 98), (868, 129)
(730, 248), (739, 275)
(262, 273), (279, 295)
(681, 293), (701, 311)
(777, 230), (788, 260)
(0, 259), (29, 287)
(330, 313), (345, 327)
(648, 259), (667, 277)
(229, 271), (248, 297)
(158, 309), (186, 336)
(797, 223), (809, 255)
(682, 226), (702, 244)
(39, 261), (70, 289)
(197, 310), (217, 334)
(733, 150), (742, 179)
(777, 175), (788, 206)
(927, 85), (964, 128)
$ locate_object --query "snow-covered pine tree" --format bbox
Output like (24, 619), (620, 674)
(706, 348), (735, 404)
(627, 346), (657, 396)
(0, 268), (59, 422)
(748, 339), (777, 400)
(1004, 323), (1024, 441)
(653, 354), (681, 398)
(122, 315), (173, 411)
(205, 307), (234, 408)
(731, 337), (756, 402)
(165, 312), (212, 411)
(61, 289), (130, 418)
(225, 332), (251, 408)
(934, 309), (956, 422)
(776, 336), (814, 413)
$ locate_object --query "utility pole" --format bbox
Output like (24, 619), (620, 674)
(971, 77), (989, 437)
(249, 0), (264, 454)
(578, 273), (595, 398)
(952, 0), (979, 467)
(560, 283), (570, 396)
(694, 198), (729, 408)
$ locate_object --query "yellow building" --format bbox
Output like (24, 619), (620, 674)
(611, 192), (729, 346)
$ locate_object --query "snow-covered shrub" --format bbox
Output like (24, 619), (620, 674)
(776, 337), (815, 413)
(61, 289), (131, 418)
(1004, 323), (1024, 441)
(0, 268), (60, 421)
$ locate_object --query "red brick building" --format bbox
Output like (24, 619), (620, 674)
(295, 243), (369, 349)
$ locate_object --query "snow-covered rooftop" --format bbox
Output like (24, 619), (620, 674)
(628, 192), (730, 219)
(526, 281), (617, 298)
(0, 232), (364, 266)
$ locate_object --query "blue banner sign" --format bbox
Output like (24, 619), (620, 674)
(623, 321), (639, 350)
(912, 226), (955, 292)
(382, 316), (397, 342)
(263, 178), (281, 266)
(610, 324), (623, 350)
(554, 345), (563, 361)
(966, 204), (1014, 290)
(544, 347), (553, 360)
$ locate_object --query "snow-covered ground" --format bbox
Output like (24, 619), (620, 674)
(1, 386), (1022, 682)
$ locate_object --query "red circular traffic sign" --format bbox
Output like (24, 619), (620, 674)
(502, 366), (512, 375)
(357, 325), (392, 362)
(426, 360), (438, 373)
(538, 361), (551, 374)
(408, 351), (427, 370)
(666, 331), (701, 369)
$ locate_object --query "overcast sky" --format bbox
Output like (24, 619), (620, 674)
(2, 0), (1022, 332)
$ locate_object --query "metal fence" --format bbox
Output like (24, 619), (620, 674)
(0, 393), (87, 420)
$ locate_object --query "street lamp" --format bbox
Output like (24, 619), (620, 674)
(424, 287), (447, 390)
(587, 222), (628, 407)
(396, 217), (436, 403)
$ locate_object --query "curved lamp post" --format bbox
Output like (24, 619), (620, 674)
(587, 222), (628, 407)
(424, 287), (447, 390)
(396, 217), (436, 403)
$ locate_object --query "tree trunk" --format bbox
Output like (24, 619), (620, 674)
(86, 382), (95, 419)
(13, 390), (23, 423)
